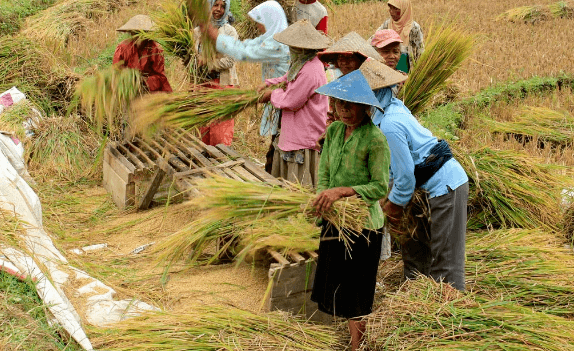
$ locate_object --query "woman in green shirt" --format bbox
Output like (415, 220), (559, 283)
(312, 70), (391, 351)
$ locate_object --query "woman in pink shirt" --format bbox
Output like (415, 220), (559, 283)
(258, 19), (331, 188)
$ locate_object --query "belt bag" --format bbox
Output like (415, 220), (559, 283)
(414, 140), (453, 188)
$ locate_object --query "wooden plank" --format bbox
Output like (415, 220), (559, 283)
(288, 252), (305, 264)
(306, 251), (318, 260)
(157, 136), (196, 168)
(269, 260), (317, 298)
(161, 133), (200, 168)
(108, 144), (136, 173)
(138, 168), (166, 210)
(103, 159), (135, 209)
(127, 140), (155, 167)
(173, 160), (245, 178)
(267, 249), (290, 266)
(216, 144), (282, 185)
(116, 143), (146, 170)
(231, 165), (260, 182)
(106, 147), (134, 184)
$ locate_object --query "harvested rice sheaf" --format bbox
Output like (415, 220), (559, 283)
(466, 229), (574, 317)
(453, 145), (572, 230)
(496, 5), (551, 23)
(549, 1), (574, 18)
(90, 305), (343, 350)
(399, 23), (474, 116)
(362, 277), (574, 350)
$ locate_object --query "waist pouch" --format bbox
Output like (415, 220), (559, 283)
(414, 140), (453, 188)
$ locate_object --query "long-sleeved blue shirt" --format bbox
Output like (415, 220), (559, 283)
(372, 88), (468, 206)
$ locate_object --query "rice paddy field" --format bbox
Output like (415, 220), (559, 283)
(1, 0), (574, 349)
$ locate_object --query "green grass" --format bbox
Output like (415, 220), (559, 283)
(0, 271), (83, 350)
(0, 0), (56, 35)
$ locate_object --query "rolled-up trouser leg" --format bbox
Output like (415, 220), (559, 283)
(427, 182), (469, 291)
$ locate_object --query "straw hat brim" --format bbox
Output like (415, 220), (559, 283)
(273, 19), (333, 50)
(318, 31), (384, 63)
(359, 59), (408, 90)
(117, 15), (156, 32)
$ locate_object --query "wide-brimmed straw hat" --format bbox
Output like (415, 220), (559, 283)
(117, 15), (156, 32)
(273, 19), (332, 50)
(371, 29), (403, 48)
(318, 32), (384, 64)
(316, 70), (383, 111)
(359, 58), (408, 90)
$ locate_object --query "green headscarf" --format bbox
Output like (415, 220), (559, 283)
(287, 47), (318, 81)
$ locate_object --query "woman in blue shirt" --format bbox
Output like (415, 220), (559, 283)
(360, 59), (469, 291)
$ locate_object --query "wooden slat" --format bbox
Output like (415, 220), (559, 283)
(230, 165), (260, 182)
(108, 144), (136, 173)
(161, 133), (201, 168)
(216, 144), (282, 185)
(306, 251), (318, 260)
(116, 143), (146, 170)
(173, 160), (245, 178)
(158, 136), (198, 168)
(126, 140), (155, 168)
(106, 147), (134, 183)
(288, 252), (305, 264)
(138, 168), (166, 210)
(267, 248), (290, 266)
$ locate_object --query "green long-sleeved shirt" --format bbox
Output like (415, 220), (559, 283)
(317, 120), (391, 229)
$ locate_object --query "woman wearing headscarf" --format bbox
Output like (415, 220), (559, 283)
(360, 59), (469, 292)
(199, 0), (290, 170)
(257, 20), (330, 188)
(193, 0), (239, 146)
(312, 70), (390, 351)
(113, 15), (172, 93)
(371, 0), (424, 73)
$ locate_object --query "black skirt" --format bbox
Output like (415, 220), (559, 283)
(311, 223), (383, 319)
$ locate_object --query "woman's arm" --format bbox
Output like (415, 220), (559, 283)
(216, 34), (288, 63)
(269, 68), (319, 111)
(384, 129), (416, 206)
(208, 25), (238, 71)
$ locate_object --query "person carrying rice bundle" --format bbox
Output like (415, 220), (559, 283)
(199, 0), (290, 170)
(360, 58), (469, 292)
(256, 20), (330, 188)
(317, 31), (384, 126)
(113, 15), (172, 93)
(371, 0), (424, 73)
(193, 0), (239, 146)
(311, 70), (391, 351)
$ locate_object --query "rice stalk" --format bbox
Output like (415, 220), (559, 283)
(496, 5), (551, 23)
(485, 106), (574, 146)
(136, 0), (208, 82)
(90, 305), (343, 350)
(185, 0), (216, 63)
(398, 22), (475, 116)
(72, 64), (144, 140)
(26, 115), (102, 181)
(391, 188), (431, 244)
(452, 145), (572, 230)
(362, 277), (574, 350)
(549, 1), (574, 18)
(129, 85), (277, 137)
(22, 0), (133, 50)
(466, 229), (574, 317)
(235, 0), (296, 39)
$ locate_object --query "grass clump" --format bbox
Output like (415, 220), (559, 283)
(0, 0), (56, 35)
(362, 277), (574, 350)
(90, 305), (343, 350)
(399, 22), (474, 116)
(549, 1), (574, 18)
(497, 5), (550, 23)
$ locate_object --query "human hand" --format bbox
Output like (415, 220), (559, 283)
(256, 83), (268, 93)
(312, 188), (346, 216)
(382, 200), (405, 234)
(258, 90), (272, 104)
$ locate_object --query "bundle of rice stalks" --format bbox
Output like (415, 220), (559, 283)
(0, 36), (76, 112)
(549, 1), (574, 18)
(485, 106), (574, 146)
(453, 145), (572, 230)
(22, 0), (132, 50)
(26, 115), (102, 181)
(136, 1), (207, 82)
(91, 305), (343, 350)
(466, 229), (574, 317)
(235, 0), (296, 39)
(72, 64), (144, 140)
(362, 277), (574, 350)
(185, 0), (216, 63)
(154, 175), (369, 267)
(563, 203), (574, 243)
(129, 85), (274, 137)
(398, 23), (474, 116)
(391, 188), (431, 244)
(496, 5), (551, 23)
(0, 101), (40, 141)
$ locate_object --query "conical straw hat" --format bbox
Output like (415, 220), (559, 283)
(318, 32), (384, 63)
(316, 70), (383, 111)
(117, 15), (156, 32)
(359, 58), (408, 90)
(273, 19), (333, 50)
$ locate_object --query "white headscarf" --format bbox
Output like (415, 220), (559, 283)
(248, 0), (288, 42)
(210, 0), (231, 28)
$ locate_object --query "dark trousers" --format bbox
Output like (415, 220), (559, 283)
(401, 182), (469, 291)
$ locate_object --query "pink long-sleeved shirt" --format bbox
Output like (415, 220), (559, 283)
(265, 56), (328, 151)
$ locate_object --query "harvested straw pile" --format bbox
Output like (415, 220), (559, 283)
(453, 145), (572, 230)
(184, 0), (216, 63)
(398, 23), (474, 116)
(0, 36), (77, 112)
(26, 115), (102, 181)
(485, 106), (574, 146)
(362, 277), (574, 350)
(91, 305), (343, 350)
(73, 64), (143, 140)
(467, 229), (574, 317)
(129, 86), (270, 137)
(563, 204), (574, 243)
(22, 0), (132, 49)
(497, 5), (550, 23)
(392, 188), (431, 244)
(154, 176), (369, 267)
(549, 1), (574, 18)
